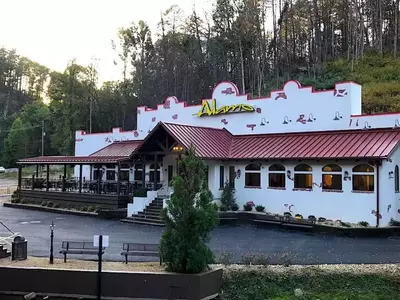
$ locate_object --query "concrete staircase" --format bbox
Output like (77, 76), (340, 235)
(0, 245), (11, 259)
(121, 197), (165, 226)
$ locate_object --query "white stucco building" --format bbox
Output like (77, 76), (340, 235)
(20, 80), (400, 227)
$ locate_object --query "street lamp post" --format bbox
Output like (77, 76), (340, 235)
(50, 221), (55, 264)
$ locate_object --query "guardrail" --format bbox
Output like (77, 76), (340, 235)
(0, 186), (17, 195)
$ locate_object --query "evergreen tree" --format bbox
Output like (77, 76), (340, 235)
(160, 145), (219, 273)
(220, 180), (237, 210)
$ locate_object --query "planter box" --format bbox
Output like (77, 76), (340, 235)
(0, 266), (223, 300)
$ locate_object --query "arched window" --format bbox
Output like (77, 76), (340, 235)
(395, 165), (399, 192)
(134, 164), (143, 181)
(294, 164), (312, 189)
(352, 164), (374, 192)
(150, 163), (161, 182)
(268, 164), (285, 188)
(245, 164), (261, 187)
(322, 164), (342, 191)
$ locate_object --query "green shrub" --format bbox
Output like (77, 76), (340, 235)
(318, 217), (327, 222)
(41, 201), (47, 206)
(219, 205), (227, 212)
(308, 215), (316, 221)
(389, 218), (400, 226)
(243, 203), (253, 211)
(87, 206), (95, 212)
(340, 221), (351, 227)
(94, 205), (102, 213)
(358, 221), (369, 227)
(46, 201), (54, 208)
(255, 205), (265, 212)
(160, 146), (218, 274)
(20, 199), (27, 204)
(81, 206), (88, 212)
(53, 203), (61, 209)
(284, 212), (292, 217)
(231, 203), (239, 211)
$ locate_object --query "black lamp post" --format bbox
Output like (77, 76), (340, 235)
(49, 221), (55, 264)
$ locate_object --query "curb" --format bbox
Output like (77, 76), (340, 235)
(3, 202), (98, 218)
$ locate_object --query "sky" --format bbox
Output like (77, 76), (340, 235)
(0, 0), (214, 83)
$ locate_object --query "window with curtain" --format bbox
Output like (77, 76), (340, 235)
(294, 164), (312, 189)
(395, 165), (399, 192)
(268, 164), (285, 188)
(322, 164), (342, 190)
(245, 164), (261, 187)
(352, 164), (374, 192)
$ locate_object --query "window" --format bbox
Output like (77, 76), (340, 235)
(322, 164), (342, 191)
(106, 170), (115, 181)
(395, 165), (399, 192)
(352, 164), (374, 192)
(134, 164), (143, 181)
(294, 164), (312, 189)
(105, 164), (115, 169)
(229, 166), (235, 189)
(268, 164), (285, 188)
(93, 170), (101, 180)
(120, 171), (129, 181)
(149, 163), (161, 182)
(245, 164), (261, 187)
(219, 166), (225, 189)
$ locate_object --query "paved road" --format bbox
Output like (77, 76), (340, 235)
(1, 205), (399, 264)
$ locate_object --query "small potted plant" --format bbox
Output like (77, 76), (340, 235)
(255, 205), (265, 212)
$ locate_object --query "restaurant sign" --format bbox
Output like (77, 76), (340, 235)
(196, 99), (255, 117)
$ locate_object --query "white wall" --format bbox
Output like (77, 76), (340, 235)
(213, 160), (381, 226)
(382, 146), (400, 224)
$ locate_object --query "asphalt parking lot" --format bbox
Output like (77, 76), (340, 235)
(1, 203), (399, 264)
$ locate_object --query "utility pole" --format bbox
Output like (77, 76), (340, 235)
(41, 120), (45, 156)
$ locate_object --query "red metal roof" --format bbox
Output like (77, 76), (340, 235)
(17, 156), (127, 164)
(18, 140), (142, 164)
(147, 122), (400, 160)
(90, 140), (142, 157)
(230, 129), (400, 159)
(162, 122), (232, 158)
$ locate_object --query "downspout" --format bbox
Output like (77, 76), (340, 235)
(376, 160), (381, 228)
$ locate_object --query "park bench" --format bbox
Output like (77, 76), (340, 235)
(59, 241), (104, 263)
(121, 242), (161, 264)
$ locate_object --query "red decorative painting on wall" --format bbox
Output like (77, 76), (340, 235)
(296, 114), (307, 124)
(221, 87), (235, 95)
(172, 114), (178, 120)
(246, 124), (256, 131)
(152, 117), (156, 122)
(221, 119), (228, 125)
(163, 99), (171, 109)
(275, 92), (287, 100)
(334, 89), (347, 97)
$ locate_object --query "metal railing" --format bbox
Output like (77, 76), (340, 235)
(0, 221), (19, 250)
(20, 178), (163, 196)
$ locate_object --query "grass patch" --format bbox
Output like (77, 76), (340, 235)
(219, 265), (400, 300)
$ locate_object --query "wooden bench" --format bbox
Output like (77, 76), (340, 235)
(121, 243), (161, 264)
(59, 241), (104, 263)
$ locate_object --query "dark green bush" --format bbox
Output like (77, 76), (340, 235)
(243, 204), (253, 211)
(231, 203), (239, 211)
(87, 206), (95, 212)
(389, 218), (400, 226)
(219, 205), (227, 212)
(255, 205), (265, 212)
(46, 201), (54, 208)
(41, 201), (47, 206)
(358, 221), (369, 227)
(220, 180), (237, 211)
(53, 203), (61, 209)
(81, 206), (88, 212)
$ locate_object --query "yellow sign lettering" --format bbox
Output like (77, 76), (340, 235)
(196, 99), (255, 117)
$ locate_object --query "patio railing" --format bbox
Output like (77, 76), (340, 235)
(21, 178), (163, 196)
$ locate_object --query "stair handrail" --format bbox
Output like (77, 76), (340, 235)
(0, 221), (19, 248)
(0, 221), (15, 235)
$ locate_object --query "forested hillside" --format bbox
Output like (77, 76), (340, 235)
(1, 0), (400, 167)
